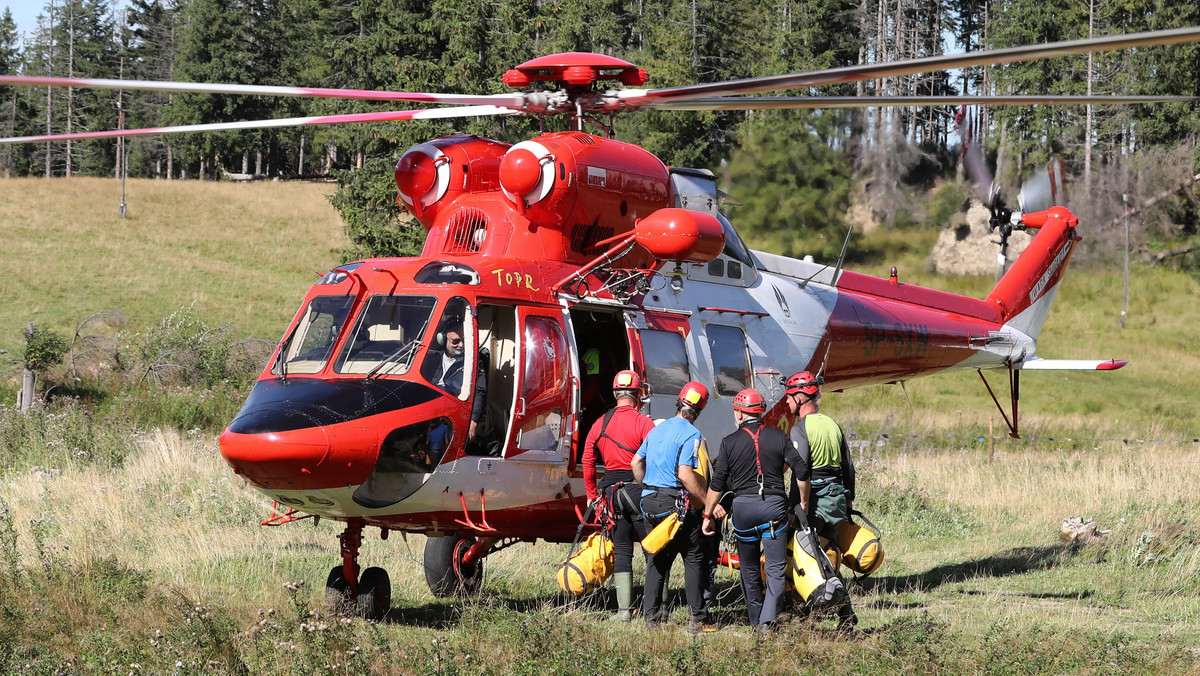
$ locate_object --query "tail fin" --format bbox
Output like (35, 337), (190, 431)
(985, 206), (1080, 338)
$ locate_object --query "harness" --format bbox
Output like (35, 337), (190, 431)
(640, 487), (684, 521)
(732, 516), (788, 543)
(598, 408), (639, 456)
(596, 409), (648, 517)
(743, 423), (766, 498)
(731, 421), (786, 542)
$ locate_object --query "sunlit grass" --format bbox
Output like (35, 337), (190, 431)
(0, 177), (348, 381)
(3, 422), (1199, 672)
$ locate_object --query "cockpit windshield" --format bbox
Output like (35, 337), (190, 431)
(334, 295), (438, 375)
(273, 295), (355, 376)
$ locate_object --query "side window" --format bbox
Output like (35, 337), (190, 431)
(641, 329), (690, 396)
(517, 317), (569, 452)
(520, 317), (568, 409)
(706, 324), (751, 395)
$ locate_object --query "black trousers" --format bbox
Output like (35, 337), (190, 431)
(732, 494), (789, 627)
(641, 491), (709, 623)
(600, 473), (646, 574)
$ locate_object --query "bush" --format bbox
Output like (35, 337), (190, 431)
(21, 324), (68, 375)
(110, 304), (263, 388)
(0, 398), (139, 472)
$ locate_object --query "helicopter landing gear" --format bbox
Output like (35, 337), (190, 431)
(325, 520), (391, 620)
(424, 534), (492, 597)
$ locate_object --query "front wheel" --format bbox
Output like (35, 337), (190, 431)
(356, 566), (392, 621)
(424, 535), (484, 597)
(325, 565), (351, 611)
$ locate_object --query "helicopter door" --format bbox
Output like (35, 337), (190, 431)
(635, 315), (695, 421)
(507, 307), (573, 463)
(568, 307), (633, 470)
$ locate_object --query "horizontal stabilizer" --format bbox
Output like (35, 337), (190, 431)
(1018, 358), (1128, 371)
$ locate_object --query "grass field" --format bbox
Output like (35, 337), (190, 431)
(2, 177), (1200, 674)
(0, 177), (349, 385)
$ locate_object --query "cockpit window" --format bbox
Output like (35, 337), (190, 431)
(273, 295), (355, 376)
(334, 295), (438, 375)
(717, 212), (756, 267)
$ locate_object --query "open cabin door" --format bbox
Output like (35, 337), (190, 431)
(567, 305), (634, 474)
(505, 306), (574, 464)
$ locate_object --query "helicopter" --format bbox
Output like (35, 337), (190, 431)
(4, 27), (1199, 621)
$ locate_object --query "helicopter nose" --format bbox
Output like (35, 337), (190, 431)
(219, 426), (333, 488)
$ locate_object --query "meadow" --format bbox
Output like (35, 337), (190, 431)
(1, 177), (1199, 674)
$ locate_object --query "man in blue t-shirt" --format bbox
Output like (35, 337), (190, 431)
(631, 381), (716, 633)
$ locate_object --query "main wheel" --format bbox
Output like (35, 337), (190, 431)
(356, 566), (392, 621)
(424, 535), (484, 597)
(325, 565), (351, 611)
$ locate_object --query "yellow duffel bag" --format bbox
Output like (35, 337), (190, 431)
(786, 528), (847, 609)
(835, 511), (884, 575)
(557, 531), (615, 596)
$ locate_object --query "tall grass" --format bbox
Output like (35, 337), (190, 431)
(2, 415), (1199, 673)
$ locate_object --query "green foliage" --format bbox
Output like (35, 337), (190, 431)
(0, 397), (138, 472)
(20, 324), (68, 375)
(112, 303), (252, 388)
(859, 469), (981, 538)
(727, 111), (854, 259)
(329, 156), (427, 260)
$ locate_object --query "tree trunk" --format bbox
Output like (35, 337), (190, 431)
(45, 0), (55, 178)
(66, 1), (75, 178)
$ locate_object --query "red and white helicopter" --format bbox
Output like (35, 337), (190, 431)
(5, 27), (1199, 620)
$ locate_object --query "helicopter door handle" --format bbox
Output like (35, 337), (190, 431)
(515, 397), (526, 417)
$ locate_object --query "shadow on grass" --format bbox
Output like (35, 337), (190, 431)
(857, 543), (1084, 596)
(377, 575), (749, 628)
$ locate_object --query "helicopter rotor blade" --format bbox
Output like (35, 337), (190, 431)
(954, 106), (997, 209)
(644, 94), (1200, 111)
(0, 73), (533, 108)
(0, 105), (518, 145)
(1018, 155), (1068, 212)
(616, 26), (1200, 107)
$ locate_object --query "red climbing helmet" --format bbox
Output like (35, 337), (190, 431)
(785, 371), (821, 396)
(677, 381), (710, 413)
(612, 370), (643, 393)
(731, 388), (766, 414)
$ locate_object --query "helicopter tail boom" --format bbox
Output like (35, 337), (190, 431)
(985, 206), (1080, 339)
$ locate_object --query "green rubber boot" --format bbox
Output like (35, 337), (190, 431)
(610, 572), (633, 622)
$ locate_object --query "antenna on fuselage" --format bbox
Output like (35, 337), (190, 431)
(831, 224), (854, 286)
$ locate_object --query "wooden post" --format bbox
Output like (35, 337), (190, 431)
(20, 322), (35, 412)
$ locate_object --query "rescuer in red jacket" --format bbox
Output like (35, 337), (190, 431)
(582, 370), (656, 622)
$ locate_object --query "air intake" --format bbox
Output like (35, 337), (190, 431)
(444, 208), (488, 253)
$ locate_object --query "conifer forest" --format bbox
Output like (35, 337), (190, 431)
(1, 0), (1197, 258)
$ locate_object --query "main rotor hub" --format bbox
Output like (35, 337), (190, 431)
(502, 52), (648, 90)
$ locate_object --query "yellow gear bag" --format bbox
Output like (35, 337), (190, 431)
(641, 513), (682, 555)
(557, 532), (615, 596)
(835, 511), (884, 575)
(785, 531), (844, 603)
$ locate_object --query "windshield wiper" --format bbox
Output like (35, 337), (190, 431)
(274, 333), (294, 381)
(365, 340), (423, 381)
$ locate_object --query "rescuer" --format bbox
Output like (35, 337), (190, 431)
(702, 388), (801, 635)
(784, 370), (858, 629)
(582, 370), (657, 622)
(631, 381), (716, 633)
